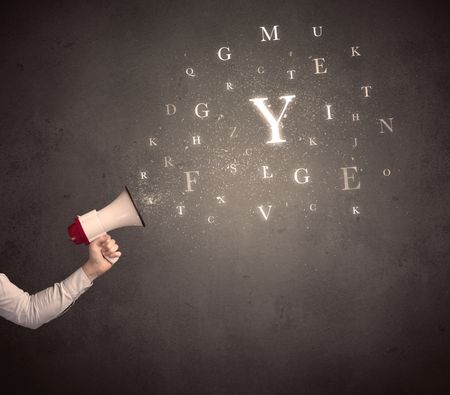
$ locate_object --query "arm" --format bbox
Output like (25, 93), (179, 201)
(0, 234), (120, 329)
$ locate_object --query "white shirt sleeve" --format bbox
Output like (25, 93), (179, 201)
(0, 267), (93, 329)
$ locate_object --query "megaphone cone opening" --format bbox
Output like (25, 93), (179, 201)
(124, 185), (146, 228)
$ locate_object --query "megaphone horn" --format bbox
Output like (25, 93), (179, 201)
(68, 186), (145, 263)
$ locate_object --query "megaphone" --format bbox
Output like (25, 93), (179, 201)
(68, 186), (145, 264)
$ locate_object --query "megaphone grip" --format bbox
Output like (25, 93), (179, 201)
(103, 253), (120, 265)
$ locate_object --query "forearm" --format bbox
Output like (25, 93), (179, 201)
(0, 235), (119, 329)
(0, 267), (93, 329)
(20, 283), (75, 329)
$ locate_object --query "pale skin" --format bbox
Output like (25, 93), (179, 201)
(82, 234), (121, 282)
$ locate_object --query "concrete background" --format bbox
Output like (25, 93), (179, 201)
(0, 1), (449, 393)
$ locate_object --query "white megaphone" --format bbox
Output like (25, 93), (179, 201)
(68, 186), (145, 264)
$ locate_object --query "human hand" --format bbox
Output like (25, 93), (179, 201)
(82, 234), (121, 281)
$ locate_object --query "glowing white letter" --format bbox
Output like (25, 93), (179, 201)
(195, 103), (209, 119)
(260, 25), (280, 42)
(258, 205), (273, 220)
(294, 168), (310, 184)
(185, 171), (199, 192)
(218, 47), (231, 61)
(341, 167), (361, 190)
(249, 95), (295, 144)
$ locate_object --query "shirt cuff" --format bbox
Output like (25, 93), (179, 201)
(61, 267), (93, 300)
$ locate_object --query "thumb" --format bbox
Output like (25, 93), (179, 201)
(92, 234), (111, 247)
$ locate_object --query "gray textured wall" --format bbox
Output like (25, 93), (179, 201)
(0, 1), (449, 394)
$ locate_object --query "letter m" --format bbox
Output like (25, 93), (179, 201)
(260, 25), (280, 42)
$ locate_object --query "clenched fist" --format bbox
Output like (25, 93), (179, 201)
(82, 234), (121, 281)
